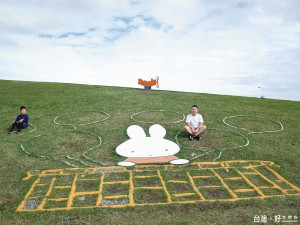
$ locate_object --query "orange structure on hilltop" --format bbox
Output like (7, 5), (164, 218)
(138, 76), (159, 89)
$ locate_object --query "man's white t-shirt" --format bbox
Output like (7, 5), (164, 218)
(186, 114), (204, 129)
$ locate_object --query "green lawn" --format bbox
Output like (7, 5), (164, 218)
(0, 80), (299, 224)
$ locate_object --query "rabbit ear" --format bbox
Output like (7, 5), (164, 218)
(149, 124), (166, 138)
(127, 125), (146, 139)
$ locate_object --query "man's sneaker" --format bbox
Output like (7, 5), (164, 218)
(8, 129), (15, 134)
(195, 135), (202, 141)
(17, 129), (21, 134)
(190, 135), (196, 140)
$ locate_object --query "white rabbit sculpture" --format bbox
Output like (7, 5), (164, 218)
(116, 124), (189, 166)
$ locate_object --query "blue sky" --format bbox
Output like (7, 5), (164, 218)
(0, 0), (299, 101)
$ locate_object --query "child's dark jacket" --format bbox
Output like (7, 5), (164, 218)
(16, 114), (29, 123)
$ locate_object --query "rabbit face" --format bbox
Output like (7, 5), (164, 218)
(116, 124), (180, 158)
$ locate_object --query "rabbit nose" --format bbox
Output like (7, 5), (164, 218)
(147, 151), (153, 156)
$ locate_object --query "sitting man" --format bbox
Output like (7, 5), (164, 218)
(184, 105), (207, 140)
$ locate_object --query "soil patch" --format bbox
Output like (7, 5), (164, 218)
(82, 183), (97, 191)
(171, 183), (190, 193)
(105, 185), (128, 195)
(207, 189), (223, 199)
(135, 179), (160, 187)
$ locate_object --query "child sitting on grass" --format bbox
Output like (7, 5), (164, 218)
(8, 106), (29, 134)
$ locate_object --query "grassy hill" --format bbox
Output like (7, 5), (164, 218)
(0, 80), (299, 224)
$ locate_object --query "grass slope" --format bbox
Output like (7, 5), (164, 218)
(0, 80), (299, 224)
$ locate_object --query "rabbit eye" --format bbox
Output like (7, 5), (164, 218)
(165, 149), (168, 151)
(131, 151), (134, 153)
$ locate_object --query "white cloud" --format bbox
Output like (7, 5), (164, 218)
(0, 0), (299, 101)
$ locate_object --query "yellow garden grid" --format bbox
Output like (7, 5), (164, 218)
(16, 160), (300, 212)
